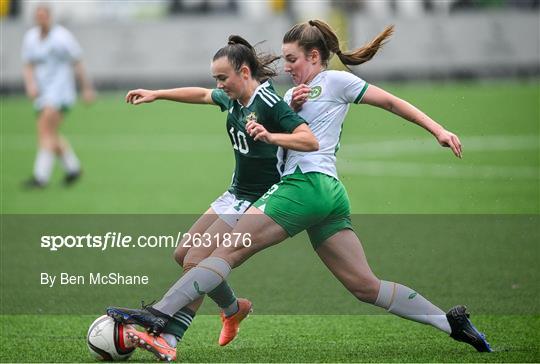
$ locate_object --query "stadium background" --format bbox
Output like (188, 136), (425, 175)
(1, 0), (539, 362)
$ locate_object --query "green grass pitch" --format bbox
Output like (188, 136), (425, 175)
(1, 80), (539, 362)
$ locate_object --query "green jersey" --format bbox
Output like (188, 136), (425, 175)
(211, 80), (305, 202)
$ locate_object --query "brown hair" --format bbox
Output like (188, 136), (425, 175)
(283, 19), (394, 68)
(213, 35), (280, 81)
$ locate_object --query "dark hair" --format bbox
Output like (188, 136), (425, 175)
(283, 19), (394, 68)
(213, 35), (280, 81)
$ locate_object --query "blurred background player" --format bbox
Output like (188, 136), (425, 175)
(21, 4), (94, 188)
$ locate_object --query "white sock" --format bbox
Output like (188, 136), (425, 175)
(59, 146), (80, 174)
(161, 333), (178, 348)
(153, 257), (231, 316)
(33, 149), (55, 184)
(375, 280), (451, 334)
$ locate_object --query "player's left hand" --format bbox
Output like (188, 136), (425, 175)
(435, 129), (462, 158)
(82, 87), (96, 104)
(246, 120), (273, 144)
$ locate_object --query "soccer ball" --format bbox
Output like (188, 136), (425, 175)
(87, 315), (135, 361)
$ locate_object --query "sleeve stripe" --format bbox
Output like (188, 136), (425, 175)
(354, 83), (369, 104)
(260, 87), (280, 103)
(259, 89), (276, 107)
(258, 91), (275, 107)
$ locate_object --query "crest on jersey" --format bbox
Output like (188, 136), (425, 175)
(245, 112), (257, 123)
(308, 86), (322, 99)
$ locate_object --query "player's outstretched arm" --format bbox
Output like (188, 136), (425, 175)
(361, 85), (462, 158)
(125, 87), (214, 106)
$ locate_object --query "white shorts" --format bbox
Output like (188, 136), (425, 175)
(35, 89), (75, 111)
(210, 191), (251, 228)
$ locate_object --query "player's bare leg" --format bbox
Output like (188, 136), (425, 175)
(316, 229), (491, 352)
(173, 208), (221, 269)
(24, 107), (61, 188)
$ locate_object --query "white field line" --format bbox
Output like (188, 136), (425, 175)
(337, 135), (539, 179)
(339, 135), (539, 157)
(338, 160), (539, 179)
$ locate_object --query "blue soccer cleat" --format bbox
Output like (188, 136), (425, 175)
(107, 302), (171, 336)
(447, 305), (492, 352)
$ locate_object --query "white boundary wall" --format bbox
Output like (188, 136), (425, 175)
(349, 12), (540, 79)
(2, 12), (539, 90)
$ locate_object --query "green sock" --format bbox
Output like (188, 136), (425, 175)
(207, 280), (238, 316)
(162, 307), (195, 347)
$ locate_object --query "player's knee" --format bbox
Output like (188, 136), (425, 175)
(183, 252), (206, 269)
(38, 134), (55, 150)
(173, 247), (188, 267)
(182, 262), (197, 273)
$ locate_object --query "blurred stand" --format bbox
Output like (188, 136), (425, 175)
(1, 0), (539, 93)
(0, 0), (21, 17)
(169, 0), (237, 14)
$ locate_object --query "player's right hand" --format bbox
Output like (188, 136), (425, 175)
(26, 85), (38, 100)
(290, 84), (311, 112)
(125, 89), (157, 105)
(435, 129), (463, 159)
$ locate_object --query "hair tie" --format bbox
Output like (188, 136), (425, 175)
(336, 50), (342, 55)
(228, 40), (235, 45)
(308, 20), (315, 26)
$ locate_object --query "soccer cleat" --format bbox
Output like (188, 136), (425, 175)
(64, 170), (82, 186)
(125, 327), (176, 362)
(447, 305), (492, 352)
(218, 298), (253, 346)
(22, 177), (45, 189)
(106, 304), (171, 336)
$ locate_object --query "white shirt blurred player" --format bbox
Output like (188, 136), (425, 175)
(22, 4), (94, 188)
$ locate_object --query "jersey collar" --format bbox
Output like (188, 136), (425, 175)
(306, 70), (326, 86)
(237, 80), (271, 108)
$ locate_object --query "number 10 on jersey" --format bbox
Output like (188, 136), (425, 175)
(229, 127), (249, 154)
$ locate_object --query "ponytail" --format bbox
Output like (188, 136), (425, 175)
(284, 19), (394, 68)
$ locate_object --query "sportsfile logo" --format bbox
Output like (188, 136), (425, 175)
(40, 232), (252, 251)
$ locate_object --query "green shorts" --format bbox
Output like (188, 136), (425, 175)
(253, 170), (353, 249)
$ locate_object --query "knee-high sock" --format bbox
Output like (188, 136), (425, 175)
(162, 307), (196, 348)
(153, 257), (231, 316)
(59, 146), (81, 174)
(208, 281), (238, 317)
(374, 280), (451, 334)
(33, 149), (55, 184)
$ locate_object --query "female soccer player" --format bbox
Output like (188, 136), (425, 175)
(109, 21), (491, 359)
(22, 5), (94, 188)
(113, 35), (317, 361)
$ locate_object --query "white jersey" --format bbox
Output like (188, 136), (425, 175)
(21, 25), (82, 110)
(280, 70), (368, 179)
